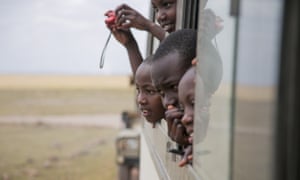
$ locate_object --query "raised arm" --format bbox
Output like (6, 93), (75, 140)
(105, 10), (143, 74)
(115, 4), (166, 41)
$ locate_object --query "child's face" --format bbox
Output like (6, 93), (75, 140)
(151, 0), (177, 33)
(135, 63), (165, 124)
(151, 52), (187, 109)
(178, 67), (198, 136)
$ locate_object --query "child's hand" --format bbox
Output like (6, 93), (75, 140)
(178, 145), (193, 167)
(165, 105), (190, 145)
(104, 10), (136, 47)
(111, 28), (136, 47)
(115, 4), (153, 31)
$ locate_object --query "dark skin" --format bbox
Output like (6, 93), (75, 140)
(178, 66), (208, 167)
(104, 11), (142, 74)
(104, 1), (177, 74)
(177, 67), (196, 166)
(151, 0), (177, 33)
(151, 51), (190, 145)
(135, 63), (165, 127)
(115, 3), (165, 40)
(178, 67), (200, 136)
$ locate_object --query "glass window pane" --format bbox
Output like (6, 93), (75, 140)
(193, 0), (236, 179)
(233, 0), (283, 180)
(193, 0), (283, 180)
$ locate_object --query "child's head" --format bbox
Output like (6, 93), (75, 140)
(178, 66), (198, 136)
(151, 0), (177, 33)
(135, 56), (165, 126)
(178, 65), (207, 133)
(178, 37), (222, 142)
(151, 29), (197, 108)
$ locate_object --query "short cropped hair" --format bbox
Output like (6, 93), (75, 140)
(153, 29), (197, 70)
(143, 55), (153, 65)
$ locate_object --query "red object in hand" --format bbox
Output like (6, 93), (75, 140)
(105, 10), (116, 26)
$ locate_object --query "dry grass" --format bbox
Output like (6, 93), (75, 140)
(0, 124), (118, 180)
(0, 75), (136, 116)
(0, 75), (132, 90)
(0, 75), (136, 180)
(0, 88), (136, 116)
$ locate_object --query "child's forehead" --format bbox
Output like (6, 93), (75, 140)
(180, 68), (195, 86)
(151, 0), (165, 5)
(136, 64), (151, 77)
(135, 69), (152, 85)
(137, 62), (151, 71)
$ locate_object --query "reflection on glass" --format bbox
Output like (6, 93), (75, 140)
(194, 0), (235, 179)
(193, 0), (282, 180)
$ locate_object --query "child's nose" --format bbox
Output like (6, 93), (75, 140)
(137, 93), (147, 104)
(181, 114), (193, 125)
(156, 9), (167, 22)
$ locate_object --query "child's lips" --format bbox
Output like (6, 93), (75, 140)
(167, 104), (175, 110)
(162, 23), (175, 32)
(140, 108), (151, 117)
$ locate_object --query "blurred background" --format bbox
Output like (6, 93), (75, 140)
(0, 0), (147, 179)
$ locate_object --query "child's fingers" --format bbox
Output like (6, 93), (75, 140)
(192, 58), (197, 65)
(170, 119), (180, 139)
(178, 145), (193, 167)
(119, 22), (132, 29)
(175, 124), (190, 145)
(168, 105), (175, 110)
(167, 119), (173, 136)
(188, 155), (193, 161)
(165, 108), (182, 135)
(178, 158), (188, 167)
(115, 4), (128, 13)
(165, 111), (182, 122)
(165, 107), (183, 120)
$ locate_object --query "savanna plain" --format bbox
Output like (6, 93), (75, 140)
(0, 75), (136, 180)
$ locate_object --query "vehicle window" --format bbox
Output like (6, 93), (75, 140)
(193, 0), (236, 179)
(193, 0), (283, 180)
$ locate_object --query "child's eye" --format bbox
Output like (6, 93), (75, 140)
(136, 87), (140, 93)
(146, 89), (157, 95)
(150, 90), (157, 95)
(159, 90), (165, 97)
(172, 85), (178, 91)
(163, 2), (172, 8)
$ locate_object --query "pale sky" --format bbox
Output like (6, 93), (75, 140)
(0, 0), (282, 86)
(0, 0), (149, 75)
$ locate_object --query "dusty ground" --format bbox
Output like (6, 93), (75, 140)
(0, 75), (136, 179)
(0, 114), (123, 129)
